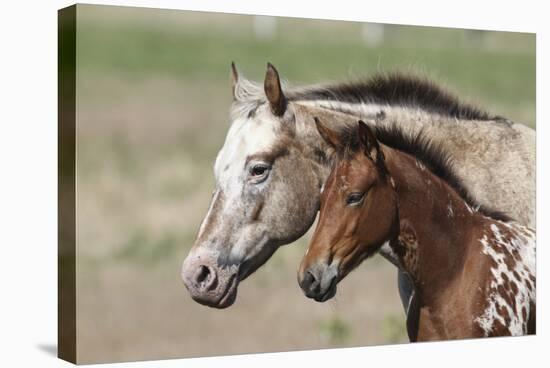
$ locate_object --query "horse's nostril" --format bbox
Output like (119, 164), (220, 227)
(196, 265), (210, 284)
(306, 270), (316, 285)
(302, 270), (321, 294)
(193, 265), (217, 290)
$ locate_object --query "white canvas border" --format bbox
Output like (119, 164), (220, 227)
(0, 0), (546, 367)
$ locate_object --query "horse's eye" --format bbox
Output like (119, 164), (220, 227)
(251, 165), (267, 176)
(249, 163), (270, 182)
(346, 192), (365, 206)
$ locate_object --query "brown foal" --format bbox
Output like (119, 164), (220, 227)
(298, 119), (536, 341)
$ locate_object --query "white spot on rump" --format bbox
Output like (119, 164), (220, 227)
(475, 221), (535, 336)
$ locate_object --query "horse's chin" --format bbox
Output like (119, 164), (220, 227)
(196, 261), (256, 308)
(187, 273), (239, 309)
(208, 284), (239, 309)
(313, 278), (338, 302)
(313, 288), (336, 302)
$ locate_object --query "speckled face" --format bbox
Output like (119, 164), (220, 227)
(181, 104), (321, 308)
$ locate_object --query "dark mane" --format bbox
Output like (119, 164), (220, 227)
(337, 123), (511, 222)
(290, 73), (496, 121)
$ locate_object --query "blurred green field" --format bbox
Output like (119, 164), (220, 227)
(73, 4), (535, 363)
(77, 5), (535, 125)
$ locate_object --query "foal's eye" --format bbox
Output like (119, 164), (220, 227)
(249, 163), (271, 182)
(346, 192), (365, 206)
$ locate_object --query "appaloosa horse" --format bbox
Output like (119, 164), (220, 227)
(298, 119), (536, 341)
(181, 63), (535, 310)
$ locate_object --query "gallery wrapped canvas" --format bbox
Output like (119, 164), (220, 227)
(58, 4), (535, 364)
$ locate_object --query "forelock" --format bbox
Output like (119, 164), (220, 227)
(230, 76), (290, 121)
(230, 78), (265, 120)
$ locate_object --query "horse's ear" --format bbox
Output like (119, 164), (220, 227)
(264, 62), (287, 116)
(230, 61), (239, 100)
(315, 117), (341, 149)
(358, 120), (383, 163)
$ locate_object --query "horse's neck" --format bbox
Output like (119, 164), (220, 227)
(383, 146), (486, 297)
(297, 101), (483, 145)
(296, 101), (488, 175)
(297, 101), (483, 197)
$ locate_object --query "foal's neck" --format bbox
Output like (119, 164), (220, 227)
(383, 146), (486, 298)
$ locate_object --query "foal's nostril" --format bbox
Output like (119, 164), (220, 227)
(302, 270), (321, 295)
(193, 265), (217, 291)
(305, 270), (316, 285)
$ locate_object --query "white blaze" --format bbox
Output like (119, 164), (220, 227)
(214, 115), (279, 196)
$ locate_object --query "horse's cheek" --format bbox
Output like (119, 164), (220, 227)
(277, 158), (319, 239)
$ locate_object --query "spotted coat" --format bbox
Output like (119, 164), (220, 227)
(475, 221), (536, 336)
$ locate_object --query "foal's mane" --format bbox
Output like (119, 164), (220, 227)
(233, 72), (497, 121)
(336, 123), (511, 222)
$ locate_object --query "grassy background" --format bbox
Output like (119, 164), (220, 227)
(73, 4), (535, 363)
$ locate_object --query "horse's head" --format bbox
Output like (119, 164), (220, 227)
(298, 120), (398, 302)
(181, 63), (324, 308)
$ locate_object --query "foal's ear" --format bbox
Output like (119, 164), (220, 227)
(358, 120), (383, 163)
(315, 117), (341, 149)
(230, 61), (239, 100)
(264, 62), (287, 116)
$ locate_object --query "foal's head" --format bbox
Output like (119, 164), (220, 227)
(298, 120), (399, 302)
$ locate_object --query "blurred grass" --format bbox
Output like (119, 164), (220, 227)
(382, 314), (408, 343)
(77, 5), (535, 125)
(111, 231), (188, 265)
(318, 316), (352, 345)
(73, 4), (535, 362)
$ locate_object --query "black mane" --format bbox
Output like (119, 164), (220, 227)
(337, 123), (511, 222)
(291, 73), (496, 121)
